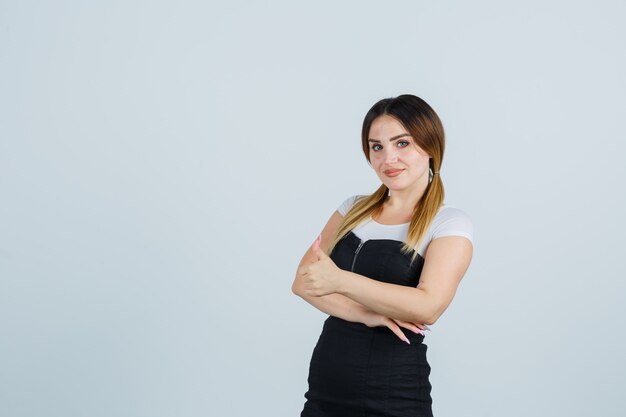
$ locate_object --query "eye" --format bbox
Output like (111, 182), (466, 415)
(371, 144), (382, 151)
(398, 140), (410, 148)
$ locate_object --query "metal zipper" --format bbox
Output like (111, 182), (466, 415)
(350, 241), (365, 271)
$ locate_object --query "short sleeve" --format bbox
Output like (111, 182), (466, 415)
(337, 195), (363, 216)
(431, 207), (474, 243)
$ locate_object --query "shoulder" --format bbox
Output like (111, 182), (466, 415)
(336, 194), (367, 216)
(430, 204), (474, 244)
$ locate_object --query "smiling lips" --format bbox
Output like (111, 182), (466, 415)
(383, 169), (404, 177)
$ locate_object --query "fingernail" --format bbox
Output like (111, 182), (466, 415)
(404, 337), (411, 345)
(416, 329), (425, 336)
(423, 325), (431, 331)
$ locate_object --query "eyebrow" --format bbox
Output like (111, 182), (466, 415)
(367, 133), (411, 143)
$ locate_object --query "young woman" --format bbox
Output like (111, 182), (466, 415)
(292, 94), (474, 417)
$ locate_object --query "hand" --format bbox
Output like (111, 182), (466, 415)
(391, 318), (430, 338)
(298, 234), (344, 297)
(360, 308), (430, 344)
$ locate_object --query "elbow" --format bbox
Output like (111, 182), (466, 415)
(423, 311), (441, 326)
(412, 290), (450, 325)
(413, 303), (445, 326)
(291, 279), (303, 297)
(408, 309), (438, 326)
(423, 303), (449, 325)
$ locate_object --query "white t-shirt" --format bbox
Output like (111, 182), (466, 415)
(337, 194), (474, 258)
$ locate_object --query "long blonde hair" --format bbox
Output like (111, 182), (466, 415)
(328, 94), (446, 265)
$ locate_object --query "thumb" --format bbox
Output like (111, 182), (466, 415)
(311, 234), (327, 260)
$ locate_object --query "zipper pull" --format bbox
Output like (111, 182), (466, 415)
(350, 241), (365, 271)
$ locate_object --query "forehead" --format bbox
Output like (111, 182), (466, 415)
(369, 115), (409, 139)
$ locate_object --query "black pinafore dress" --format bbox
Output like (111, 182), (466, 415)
(301, 230), (433, 417)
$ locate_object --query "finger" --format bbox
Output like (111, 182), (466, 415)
(392, 318), (420, 332)
(383, 318), (410, 344)
(392, 318), (425, 336)
(311, 234), (331, 260)
(407, 322), (430, 332)
(410, 322), (429, 332)
(304, 288), (321, 297)
(311, 234), (321, 251)
(297, 265), (308, 276)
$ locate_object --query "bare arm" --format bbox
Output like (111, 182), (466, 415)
(334, 235), (474, 325)
(291, 210), (374, 322)
(292, 210), (427, 340)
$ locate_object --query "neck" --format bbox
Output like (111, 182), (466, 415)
(385, 177), (429, 211)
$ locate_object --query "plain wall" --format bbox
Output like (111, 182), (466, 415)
(1, 1), (625, 416)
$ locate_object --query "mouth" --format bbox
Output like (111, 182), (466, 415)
(383, 169), (404, 177)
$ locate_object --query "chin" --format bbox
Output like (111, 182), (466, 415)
(385, 184), (407, 192)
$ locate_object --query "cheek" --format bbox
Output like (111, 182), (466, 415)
(371, 159), (385, 171)
(369, 152), (382, 163)
(407, 148), (427, 161)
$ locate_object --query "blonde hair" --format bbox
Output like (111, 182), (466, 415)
(328, 94), (445, 265)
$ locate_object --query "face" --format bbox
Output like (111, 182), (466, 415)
(367, 114), (431, 195)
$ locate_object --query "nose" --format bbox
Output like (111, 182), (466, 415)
(384, 147), (399, 163)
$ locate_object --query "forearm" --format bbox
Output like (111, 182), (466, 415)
(293, 289), (372, 323)
(337, 270), (440, 325)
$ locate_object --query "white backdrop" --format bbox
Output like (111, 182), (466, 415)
(1, 1), (624, 416)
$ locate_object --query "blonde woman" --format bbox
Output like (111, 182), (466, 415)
(292, 94), (474, 417)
